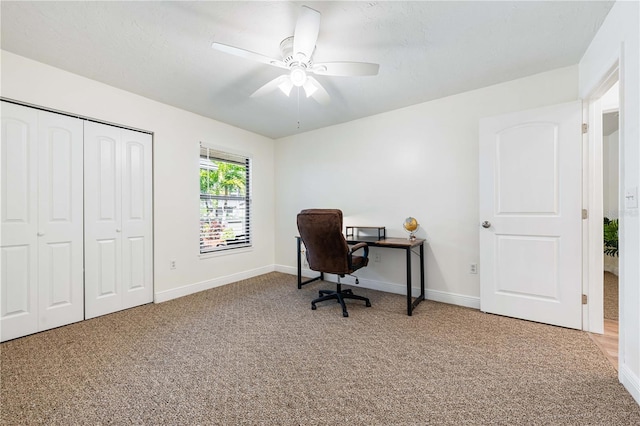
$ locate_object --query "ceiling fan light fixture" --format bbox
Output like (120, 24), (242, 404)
(278, 77), (293, 96)
(302, 80), (318, 98)
(290, 66), (307, 87)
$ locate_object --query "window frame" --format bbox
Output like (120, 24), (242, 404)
(199, 144), (252, 255)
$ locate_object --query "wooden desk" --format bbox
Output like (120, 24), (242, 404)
(296, 236), (426, 316)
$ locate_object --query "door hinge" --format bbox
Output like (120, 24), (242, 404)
(582, 209), (588, 219)
(582, 294), (588, 305)
(582, 123), (588, 134)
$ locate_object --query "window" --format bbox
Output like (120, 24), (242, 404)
(200, 145), (251, 253)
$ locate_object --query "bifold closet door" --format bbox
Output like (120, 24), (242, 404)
(84, 121), (153, 319)
(1, 103), (84, 342)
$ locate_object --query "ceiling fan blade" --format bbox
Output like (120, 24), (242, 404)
(306, 76), (330, 105)
(212, 42), (287, 69)
(293, 6), (320, 61)
(312, 62), (380, 77)
(250, 75), (290, 98)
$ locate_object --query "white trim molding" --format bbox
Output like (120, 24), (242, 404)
(275, 264), (480, 309)
(620, 364), (640, 405)
(154, 265), (275, 303)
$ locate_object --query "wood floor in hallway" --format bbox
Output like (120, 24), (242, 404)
(590, 319), (619, 370)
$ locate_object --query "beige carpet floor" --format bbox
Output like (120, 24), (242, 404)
(2, 272), (639, 425)
(604, 271), (619, 321)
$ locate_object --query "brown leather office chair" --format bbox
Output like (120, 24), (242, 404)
(296, 209), (371, 317)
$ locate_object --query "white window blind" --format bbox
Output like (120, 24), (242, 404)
(199, 145), (251, 253)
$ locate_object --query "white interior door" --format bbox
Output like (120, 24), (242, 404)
(1, 103), (39, 341)
(121, 129), (153, 310)
(84, 122), (152, 319)
(479, 101), (583, 329)
(37, 111), (84, 331)
(84, 122), (123, 318)
(1, 103), (84, 341)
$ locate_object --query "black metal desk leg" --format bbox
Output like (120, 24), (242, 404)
(406, 246), (412, 316)
(296, 237), (324, 288)
(297, 237), (303, 289)
(420, 243), (425, 300)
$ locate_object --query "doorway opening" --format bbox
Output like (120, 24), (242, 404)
(586, 74), (620, 370)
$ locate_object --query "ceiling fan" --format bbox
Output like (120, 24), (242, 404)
(211, 5), (379, 105)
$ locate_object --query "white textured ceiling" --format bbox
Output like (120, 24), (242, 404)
(1, 1), (614, 139)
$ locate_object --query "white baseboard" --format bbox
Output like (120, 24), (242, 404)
(155, 264), (480, 310)
(275, 264), (480, 309)
(154, 265), (275, 303)
(620, 364), (640, 405)
(155, 264), (480, 309)
(425, 288), (480, 309)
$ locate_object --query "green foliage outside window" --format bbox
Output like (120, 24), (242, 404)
(200, 162), (246, 196)
(604, 217), (618, 257)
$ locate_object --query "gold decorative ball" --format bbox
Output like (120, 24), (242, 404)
(403, 217), (419, 232)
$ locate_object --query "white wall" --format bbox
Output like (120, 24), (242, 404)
(603, 130), (620, 219)
(0, 51), (276, 300)
(274, 66), (578, 306)
(579, 0), (640, 404)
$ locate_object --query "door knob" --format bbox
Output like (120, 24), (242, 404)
(481, 221), (491, 228)
(115, 229), (121, 233)
(37, 232), (45, 236)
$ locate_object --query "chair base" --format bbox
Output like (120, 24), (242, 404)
(311, 283), (371, 317)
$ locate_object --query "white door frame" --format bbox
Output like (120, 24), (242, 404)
(583, 62), (620, 335)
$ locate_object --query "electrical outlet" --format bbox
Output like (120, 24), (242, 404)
(170, 260), (176, 270)
(374, 253), (381, 263)
(469, 263), (478, 274)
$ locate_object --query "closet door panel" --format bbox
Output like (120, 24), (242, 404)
(84, 122), (122, 319)
(37, 112), (84, 330)
(41, 242), (73, 308)
(124, 236), (145, 291)
(97, 239), (118, 295)
(1, 103), (38, 341)
(1, 245), (36, 340)
(121, 130), (153, 309)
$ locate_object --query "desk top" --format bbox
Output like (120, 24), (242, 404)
(345, 236), (425, 248)
(295, 235), (425, 248)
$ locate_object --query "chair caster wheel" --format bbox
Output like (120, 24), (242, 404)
(311, 305), (317, 310)
(343, 312), (349, 317)
(366, 301), (372, 307)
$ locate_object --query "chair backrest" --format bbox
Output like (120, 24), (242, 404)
(297, 209), (350, 274)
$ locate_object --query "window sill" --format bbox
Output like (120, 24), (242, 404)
(199, 246), (253, 259)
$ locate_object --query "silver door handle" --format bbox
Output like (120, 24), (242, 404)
(115, 229), (121, 233)
(481, 221), (491, 228)
(37, 232), (45, 236)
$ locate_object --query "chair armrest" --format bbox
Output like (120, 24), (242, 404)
(349, 242), (369, 259)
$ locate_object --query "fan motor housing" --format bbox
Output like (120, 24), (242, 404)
(280, 36), (313, 68)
